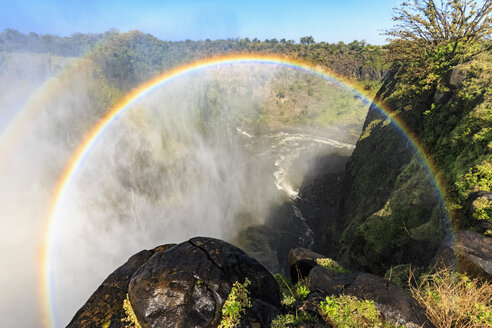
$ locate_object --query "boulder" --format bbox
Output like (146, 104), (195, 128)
(67, 244), (175, 328)
(445, 68), (465, 87)
(308, 267), (433, 328)
(434, 230), (492, 280)
(467, 190), (492, 232)
(344, 273), (431, 327)
(128, 237), (281, 328)
(288, 247), (326, 283)
(288, 249), (432, 328)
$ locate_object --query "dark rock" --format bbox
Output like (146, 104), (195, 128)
(433, 90), (452, 105)
(308, 266), (352, 295)
(433, 230), (492, 280)
(67, 244), (175, 328)
(242, 299), (280, 328)
(288, 248), (326, 283)
(128, 237), (281, 328)
(296, 152), (351, 253)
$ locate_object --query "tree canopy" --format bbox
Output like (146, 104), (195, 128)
(385, 0), (492, 83)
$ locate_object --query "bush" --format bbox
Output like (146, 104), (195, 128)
(410, 269), (492, 328)
(218, 278), (252, 328)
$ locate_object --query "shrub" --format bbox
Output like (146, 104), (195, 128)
(410, 269), (492, 328)
(218, 278), (252, 328)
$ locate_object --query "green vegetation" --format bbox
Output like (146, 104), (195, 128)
(337, 0), (491, 277)
(274, 273), (310, 306)
(381, 0), (492, 227)
(271, 312), (316, 328)
(384, 264), (426, 289)
(272, 272), (401, 327)
(316, 258), (349, 273)
(121, 294), (142, 328)
(272, 274), (318, 326)
(218, 278), (252, 328)
(410, 269), (492, 328)
(384, 0), (492, 86)
(320, 295), (402, 328)
(0, 29), (388, 89)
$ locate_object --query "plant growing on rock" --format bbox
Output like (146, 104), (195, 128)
(410, 269), (492, 327)
(218, 278), (252, 328)
(320, 295), (401, 328)
(316, 257), (350, 273)
(271, 312), (316, 328)
(121, 294), (142, 328)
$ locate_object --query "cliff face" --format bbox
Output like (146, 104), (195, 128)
(329, 50), (492, 276)
(334, 83), (446, 275)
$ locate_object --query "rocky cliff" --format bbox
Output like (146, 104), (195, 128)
(327, 50), (491, 277)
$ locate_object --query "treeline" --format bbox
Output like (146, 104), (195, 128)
(0, 29), (388, 84)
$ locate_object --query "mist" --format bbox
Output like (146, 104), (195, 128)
(0, 56), (368, 326)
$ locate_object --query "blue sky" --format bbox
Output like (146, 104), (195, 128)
(1, 0), (402, 44)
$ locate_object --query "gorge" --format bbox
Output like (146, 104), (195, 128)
(0, 25), (490, 328)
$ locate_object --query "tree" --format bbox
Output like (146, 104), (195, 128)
(300, 36), (315, 45)
(385, 0), (492, 81)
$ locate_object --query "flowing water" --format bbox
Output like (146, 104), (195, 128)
(239, 129), (355, 249)
(28, 64), (366, 325)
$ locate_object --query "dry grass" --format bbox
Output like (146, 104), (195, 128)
(409, 269), (492, 328)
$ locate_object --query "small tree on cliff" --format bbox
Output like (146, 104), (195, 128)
(385, 0), (492, 84)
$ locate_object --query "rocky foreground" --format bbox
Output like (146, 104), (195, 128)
(67, 237), (452, 328)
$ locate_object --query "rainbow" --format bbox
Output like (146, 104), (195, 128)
(40, 53), (451, 327)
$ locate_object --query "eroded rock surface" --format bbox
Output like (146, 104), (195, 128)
(67, 244), (175, 328)
(129, 237), (280, 328)
(69, 237), (280, 328)
(433, 229), (492, 280)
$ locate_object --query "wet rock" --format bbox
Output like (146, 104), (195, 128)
(434, 229), (492, 280)
(128, 237), (281, 328)
(67, 244), (175, 328)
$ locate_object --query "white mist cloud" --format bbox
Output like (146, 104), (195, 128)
(0, 58), (367, 327)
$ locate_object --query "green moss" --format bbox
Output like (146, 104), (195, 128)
(359, 119), (382, 141)
(340, 155), (445, 273)
(316, 258), (349, 273)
